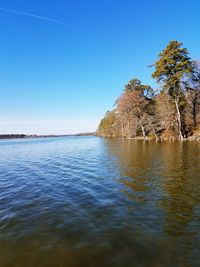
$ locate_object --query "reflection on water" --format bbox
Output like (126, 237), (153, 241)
(0, 137), (200, 267)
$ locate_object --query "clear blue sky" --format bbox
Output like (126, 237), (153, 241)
(0, 0), (199, 134)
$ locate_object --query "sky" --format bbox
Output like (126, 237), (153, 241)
(0, 0), (200, 135)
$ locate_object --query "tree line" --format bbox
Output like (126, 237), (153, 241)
(97, 41), (200, 140)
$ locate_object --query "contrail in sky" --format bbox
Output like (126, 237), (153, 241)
(0, 7), (81, 30)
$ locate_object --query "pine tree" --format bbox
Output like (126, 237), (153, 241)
(152, 41), (192, 139)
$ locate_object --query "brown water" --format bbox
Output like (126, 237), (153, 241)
(0, 137), (200, 267)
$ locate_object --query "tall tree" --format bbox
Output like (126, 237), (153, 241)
(152, 41), (192, 140)
(185, 61), (200, 131)
(117, 91), (147, 138)
(155, 92), (178, 138)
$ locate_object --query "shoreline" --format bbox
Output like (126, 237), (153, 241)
(0, 133), (95, 140)
(1, 133), (199, 142)
(96, 135), (200, 142)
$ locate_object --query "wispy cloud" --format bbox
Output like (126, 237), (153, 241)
(0, 7), (81, 30)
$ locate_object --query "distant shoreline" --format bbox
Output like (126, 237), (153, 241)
(0, 133), (95, 140)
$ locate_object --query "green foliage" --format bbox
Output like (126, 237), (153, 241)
(97, 110), (120, 137)
(152, 41), (192, 101)
(152, 41), (193, 139)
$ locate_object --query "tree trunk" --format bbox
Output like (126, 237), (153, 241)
(175, 99), (183, 140)
(192, 93), (197, 129)
(153, 129), (158, 141)
(140, 123), (146, 139)
(127, 121), (131, 138)
(121, 122), (125, 138)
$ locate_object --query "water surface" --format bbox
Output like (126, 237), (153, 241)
(0, 137), (200, 267)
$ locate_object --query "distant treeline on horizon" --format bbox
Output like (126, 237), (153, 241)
(97, 40), (200, 141)
(0, 133), (95, 140)
(0, 134), (27, 139)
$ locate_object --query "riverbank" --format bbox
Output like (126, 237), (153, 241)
(96, 133), (200, 141)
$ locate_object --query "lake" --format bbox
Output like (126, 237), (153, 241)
(0, 136), (200, 267)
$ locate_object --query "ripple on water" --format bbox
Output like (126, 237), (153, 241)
(0, 137), (200, 267)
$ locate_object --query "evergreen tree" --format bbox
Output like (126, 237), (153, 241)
(152, 41), (192, 139)
(125, 78), (153, 99)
